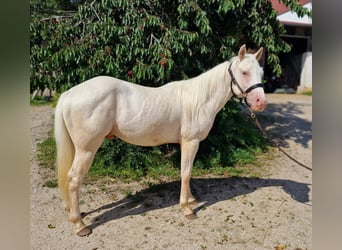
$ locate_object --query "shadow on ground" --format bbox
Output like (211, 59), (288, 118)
(247, 101), (312, 148)
(84, 176), (311, 232)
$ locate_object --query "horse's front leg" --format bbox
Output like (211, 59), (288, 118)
(180, 138), (200, 219)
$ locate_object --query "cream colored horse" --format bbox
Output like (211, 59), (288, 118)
(54, 45), (266, 236)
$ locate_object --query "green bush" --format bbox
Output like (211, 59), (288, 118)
(91, 139), (180, 180)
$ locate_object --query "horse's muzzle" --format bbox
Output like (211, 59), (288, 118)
(247, 94), (267, 112)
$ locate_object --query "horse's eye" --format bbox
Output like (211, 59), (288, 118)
(242, 71), (248, 76)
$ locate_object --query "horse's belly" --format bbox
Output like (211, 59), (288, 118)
(113, 123), (180, 146)
(115, 131), (179, 146)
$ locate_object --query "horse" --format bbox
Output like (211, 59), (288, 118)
(54, 44), (266, 236)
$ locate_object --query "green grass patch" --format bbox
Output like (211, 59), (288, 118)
(30, 93), (60, 107)
(30, 99), (50, 106)
(232, 148), (260, 165)
(192, 165), (253, 177)
(146, 165), (179, 180)
(30, 95), (52, 106)
(36, 136), (56, 170)
(43, 179), (58, 188)
(302, 90), (312, 96)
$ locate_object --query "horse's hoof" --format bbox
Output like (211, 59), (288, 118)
(185, 213), (197, 220)
(76, 226), (92, 237)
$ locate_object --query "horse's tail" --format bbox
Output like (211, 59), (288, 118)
(54, 94), (74, 210)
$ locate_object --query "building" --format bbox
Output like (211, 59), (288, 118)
(266, 0), (312, 93)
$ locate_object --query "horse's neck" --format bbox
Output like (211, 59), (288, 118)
(197, 61), (232, 113)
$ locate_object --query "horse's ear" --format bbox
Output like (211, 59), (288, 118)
(254, 47), (264, 61)
(238, 44), (247, 61)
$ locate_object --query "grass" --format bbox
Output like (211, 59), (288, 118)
(302, 91), (312, 96)
(36, 136), (56, 170)
(30, 93), (60, 107)
(36, 134), (58, 188)
(30, 96), (51, 106)
(43, 179), (58, 188)
(300, 89), (312, 96)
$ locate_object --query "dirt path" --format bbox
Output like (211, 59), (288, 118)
(30, 93), (312, 250)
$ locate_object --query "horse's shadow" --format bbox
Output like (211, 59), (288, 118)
(247, 101), (312, 148)
(84, 176), (311, 232)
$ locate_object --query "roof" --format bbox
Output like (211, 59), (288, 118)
(271, 0), (312, 26)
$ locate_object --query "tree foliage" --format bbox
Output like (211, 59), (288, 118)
(30, 0), (311, 92)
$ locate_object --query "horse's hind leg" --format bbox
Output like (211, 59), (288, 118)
(180, 139), (200, 219)
(68, 149), (96, 236)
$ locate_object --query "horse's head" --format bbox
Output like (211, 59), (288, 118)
(230, 45), (267, 112)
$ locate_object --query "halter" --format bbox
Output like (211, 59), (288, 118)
(228, 59), (264, 107)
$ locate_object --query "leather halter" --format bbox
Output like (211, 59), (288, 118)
(228, 60), (264, 107)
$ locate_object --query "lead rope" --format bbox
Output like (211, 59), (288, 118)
(240, 102), (312, 171)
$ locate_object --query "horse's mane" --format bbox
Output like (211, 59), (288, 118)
(175, 61), (231, 119)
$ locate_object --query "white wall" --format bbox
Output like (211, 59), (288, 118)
(298, 52), (312, 93)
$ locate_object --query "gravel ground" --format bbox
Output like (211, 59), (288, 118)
(30, 93), (312, 250)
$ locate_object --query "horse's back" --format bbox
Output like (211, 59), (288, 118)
(59, 76), (144, 115)
(62, 76), (126, 98)
(57, 76), (184, 146)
